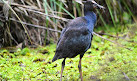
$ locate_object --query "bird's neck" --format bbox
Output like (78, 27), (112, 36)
(84, 11), (97, 32)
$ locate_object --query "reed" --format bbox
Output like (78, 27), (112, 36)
(0, 0), (136, 47)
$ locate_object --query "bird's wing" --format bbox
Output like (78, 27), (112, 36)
(57, 28), (67, 45)
(56, 19), (89, 51)
(57, 17), (87, 44)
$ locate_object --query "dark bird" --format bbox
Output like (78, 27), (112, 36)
(52, 0), (105, 81)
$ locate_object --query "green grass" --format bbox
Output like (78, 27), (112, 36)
(0, 25), (137, 81)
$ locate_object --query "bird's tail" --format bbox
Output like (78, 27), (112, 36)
(52, 56), (58, 62)
(52, 53), (59, 62)
(52, 51), (63, 62)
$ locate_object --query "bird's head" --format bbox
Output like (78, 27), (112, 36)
(83, 0), (105, 12)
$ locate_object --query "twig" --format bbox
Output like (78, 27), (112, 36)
(93, 32), (133, 51)
(11, 18), (116, 44)
(9, 18), (135, 51)
(122, 72), (130, 81)
(97, 32), (137, 43)
(0, 2), (68, 15)
(9, 18), (124, 45)
(93, 32), (117, 44)
(26, 9), (70, 22)
(0, 2), (69, 22)
(97, 32), (117, 38)
(10, 18), (61, 33)
(0, 2), (44, 11)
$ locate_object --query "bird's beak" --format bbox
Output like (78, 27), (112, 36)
(82, 0), (105, 10)
(91, 0), (105, 9)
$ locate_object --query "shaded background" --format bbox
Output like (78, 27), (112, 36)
(0, 0), (137, 48)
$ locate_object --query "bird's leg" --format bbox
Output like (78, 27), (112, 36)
(60, 58), (66, 81)
(78, 55), (83, 81)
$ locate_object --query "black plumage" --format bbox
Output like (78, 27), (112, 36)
(52, 0), (105, 81)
